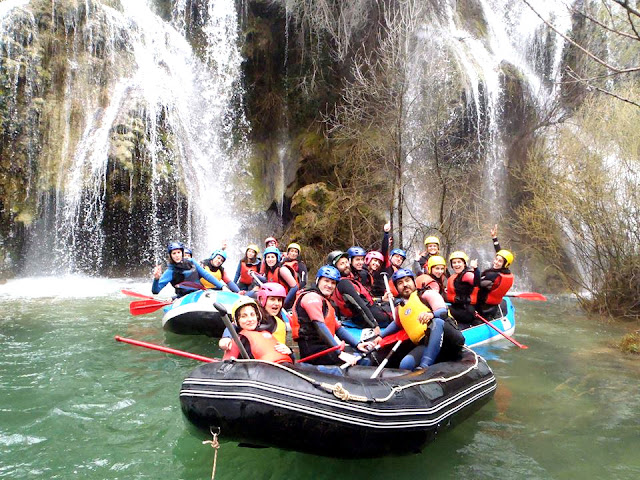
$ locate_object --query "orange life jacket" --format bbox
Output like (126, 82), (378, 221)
(239, 330), (292, 363)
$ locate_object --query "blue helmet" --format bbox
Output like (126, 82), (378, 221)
(391, 268), (414, 284)
(167, 241), (184, 254)
(347, 246), (367, 259)
(316, 265), (341, 283)
(183, 246), (192, 256)
(390, 248), (407, 259)
(209, 249), (227, 262)
(263, 246), (282, 263)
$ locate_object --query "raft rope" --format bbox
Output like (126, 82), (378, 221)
(202, 427), (220, 480)
(228, 346), (482, 404)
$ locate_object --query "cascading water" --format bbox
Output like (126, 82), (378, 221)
(403, 0), (572, 254)
(0, 0), (248, 274)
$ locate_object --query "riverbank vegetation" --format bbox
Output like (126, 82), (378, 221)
(516, 84), (640, 320)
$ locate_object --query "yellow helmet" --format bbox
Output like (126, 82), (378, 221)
(423, 236), (440, 247)
(231, 297), (259, 322)
(287, 242), (301, 254)
(496, 249), (514, 268)
(427, 255), (447, 273)
(246, 244), (260, 254)
(448, 251), (469, 265)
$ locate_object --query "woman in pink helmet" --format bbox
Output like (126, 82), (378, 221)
(364, 250), (387, 297)
(219, 282), (289, 354)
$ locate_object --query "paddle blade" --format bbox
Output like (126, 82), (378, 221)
(379, 329), (410, 347)
(121, 289), (155, 300)
(213, 302), (228, 315)
(508, 292), (547, 301)
(129, 299), (172, 316)
(176, 281), (206, 291)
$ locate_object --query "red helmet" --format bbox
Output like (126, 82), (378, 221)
(264, 236), (278, 247)
(364, 250), (384, 265)
(256, 282), (287, 307)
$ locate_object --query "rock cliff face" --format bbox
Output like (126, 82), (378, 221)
(0, 0), (599, 280)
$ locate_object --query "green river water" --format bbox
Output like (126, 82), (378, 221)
(1, 277), (638, 479)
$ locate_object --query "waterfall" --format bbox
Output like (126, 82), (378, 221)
(1, 0), (248, 274)
(402, 0), (572, 255)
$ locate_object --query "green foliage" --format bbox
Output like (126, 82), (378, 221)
(516, 82), (640, 319)
(619, 331), (640, 354)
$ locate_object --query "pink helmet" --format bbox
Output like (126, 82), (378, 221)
(364, 250), (384, 265)
(256, 282), (287, 307)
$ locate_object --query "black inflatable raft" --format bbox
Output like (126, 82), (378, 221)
(180, 348), (496, 457)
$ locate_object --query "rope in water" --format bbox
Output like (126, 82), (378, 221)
(202, 427), (220, 480)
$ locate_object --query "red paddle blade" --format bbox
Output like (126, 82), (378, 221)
(379, 330), (410, 347)
(121, 289), (155, 300)
(508, 292), (547, 301)
(129, 299), (172, 315)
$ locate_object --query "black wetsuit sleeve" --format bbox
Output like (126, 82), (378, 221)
(493, 236), (501, 253)
(337, 280), (378, 328)
(298, 262), (308, 289)
(381, 232), (390, 259)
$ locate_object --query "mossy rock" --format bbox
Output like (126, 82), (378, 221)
(290, 182), (336, 215)
(456, 0), (488, 40)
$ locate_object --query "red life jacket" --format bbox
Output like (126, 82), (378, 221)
(239, 330), (292, 363)
(282, 261), (300, 286)
(484, 272), (514, 305)
(331, 277), (374, 318)
(446, 269), (478, 305)
(415, 274), (440, 293)
(265, 265), (296, 292)
(238, 261), (259, 285)
(290, 289), (339, 341)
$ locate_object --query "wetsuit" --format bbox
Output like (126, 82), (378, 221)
(332, 274), (392, 328)
(152, 258), (224, 297)
(201, 262), (240, 292)
(291, 288), (365, 366)
(446, 267), (480, 329)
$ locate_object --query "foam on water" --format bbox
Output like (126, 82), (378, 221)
(0, 276), (160, 299)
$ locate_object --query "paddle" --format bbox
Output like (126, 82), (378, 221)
(474, 311), (528, 349)
(115, 335), (219, 363)
(370, 330), (410, 379)
(121, 289), (155, 300)
(214, 302), (250, 360)
(506, 292), (547, 301)
(129, 298), (173, 315)
(249, 270), (264, 286)
(176, 281), (207, 291)
(298, 342), (345, 363)
(342, 293), (378, 329)
(380, 272), (397, 322)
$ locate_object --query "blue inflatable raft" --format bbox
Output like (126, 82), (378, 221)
(162, 290), (242, 337)
(342, 297), (516, 349)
